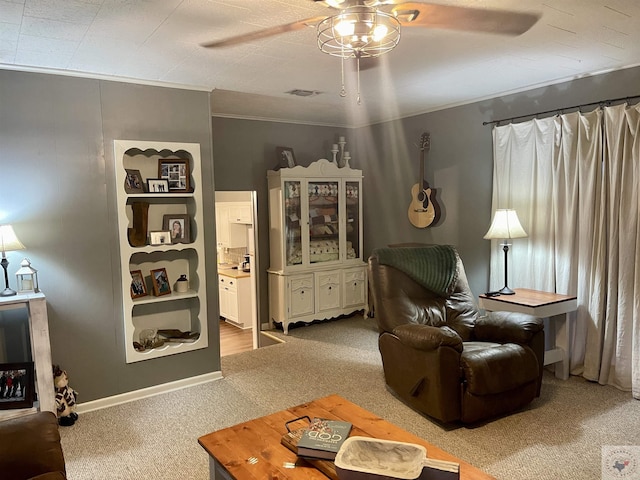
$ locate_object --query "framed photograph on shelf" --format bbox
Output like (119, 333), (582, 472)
(0, 362), (34, 410)
(148, 231), (171, 246)
(150, 268), (171, 296)
(162, 214), (190, 244)
(130, 270), (148, 299)
(158, 159), (191, 192)
(125, 169), (145, 193)
(276, 146), (296, 169)
(147, 178), (169, 193)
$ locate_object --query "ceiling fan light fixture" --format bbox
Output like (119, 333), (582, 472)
(334, 19), (355, 37)
(372, 24), (388, 41)
(317, 5), (400, 59)
(317, 5), (400, 104)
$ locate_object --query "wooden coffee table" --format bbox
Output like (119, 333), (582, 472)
(198, 394), (495, 480)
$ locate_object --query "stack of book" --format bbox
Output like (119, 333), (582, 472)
(292, 417), (352, 461)
(281, 417), (351, 480)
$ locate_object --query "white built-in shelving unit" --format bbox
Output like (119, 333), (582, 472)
(114, 140), (208, 363)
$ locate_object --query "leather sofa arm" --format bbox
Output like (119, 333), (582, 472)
(392, 324), (463, 352)
(475, 311), (544, 344)
(0, 411), (66, 480)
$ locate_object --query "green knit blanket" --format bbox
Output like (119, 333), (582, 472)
(373, 245), (458, 297)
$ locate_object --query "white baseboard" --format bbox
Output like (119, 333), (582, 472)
(76, 370), (223, 414)
(259, 331), (285, 344)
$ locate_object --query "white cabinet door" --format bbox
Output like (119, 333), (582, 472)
(343, 267), (367, 308)
(216, 205), (247, 248)
(235, 276), (252, 328)
(215, 205), (230, 247)
(288, 274), (314, 318)
(228, 204), (252, 224)
(219, 276), (238, 321)
(316, 271), (341, 312)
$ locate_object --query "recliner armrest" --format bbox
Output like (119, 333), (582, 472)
(392, 324), (463, 352)
(475, 311), (544, 344)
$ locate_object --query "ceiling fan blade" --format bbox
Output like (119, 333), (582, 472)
(392, 2), (540, 36)
(201, 16), (326, 48)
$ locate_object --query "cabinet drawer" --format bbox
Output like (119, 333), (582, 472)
(343, 269), (365, 283)
(316, 272), (341, 312)
(290, 276), (313, 292)
(343, 268), (367, 308)
(289, 275), (314, 318)
(219, 276), (237, 291)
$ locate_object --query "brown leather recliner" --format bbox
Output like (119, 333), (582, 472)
(368, 245), (544, 424)
(0, 411), (67, 479)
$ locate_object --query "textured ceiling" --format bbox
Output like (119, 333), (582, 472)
(1, 0), (639, 126)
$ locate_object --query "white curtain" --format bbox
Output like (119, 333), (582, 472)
(489, 103), (640, 398)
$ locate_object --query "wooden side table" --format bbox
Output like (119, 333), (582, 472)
(479, 288), (577, 380)
(0, 292), (55, 419)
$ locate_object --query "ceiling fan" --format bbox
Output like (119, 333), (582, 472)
(202, 1), (539, 103)
(200, 0), (541, 50)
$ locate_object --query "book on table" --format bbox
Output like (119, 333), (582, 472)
(295, 417), (352, 460)
(422, 458), (460, 479)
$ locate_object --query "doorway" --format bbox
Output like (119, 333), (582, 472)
(215, 191), (260, 356)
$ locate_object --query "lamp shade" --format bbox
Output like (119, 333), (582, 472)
(483, 209), (527, 240)
(0, 225), (25, 252)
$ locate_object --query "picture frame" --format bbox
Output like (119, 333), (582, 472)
(150, 268), (171, 296)
(125, 169), (145, 193)
(158, 159), (191, 192)
(162, 214), (190, 244)
(147, 178), (169, 193)
(149, 231), (172, 246)
(0, 362), (34, 410)
(130, 270), (148, 299)
(276, 146), (296, 169)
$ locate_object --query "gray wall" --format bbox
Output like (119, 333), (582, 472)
(211, 118), (355, 327)
(213, 66), (640, 299)
(0, 70), (219, 402)
(1, 63), (638, 404)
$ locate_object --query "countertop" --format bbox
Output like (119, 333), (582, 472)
(218, 266), (251, 279)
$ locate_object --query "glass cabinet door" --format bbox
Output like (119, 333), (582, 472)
(345, 181), (360, 261)
(308, 180), (340, 264)
(284, 181), (302, 266)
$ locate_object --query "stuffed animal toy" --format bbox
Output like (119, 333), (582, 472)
(53, 365), (78, 426)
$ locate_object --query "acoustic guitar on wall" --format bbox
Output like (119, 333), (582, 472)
(408, 132), (439, 228)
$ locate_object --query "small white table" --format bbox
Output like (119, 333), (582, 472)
(479, 288), (577, 380)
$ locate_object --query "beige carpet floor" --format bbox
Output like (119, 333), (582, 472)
(60, 314), (640, 479)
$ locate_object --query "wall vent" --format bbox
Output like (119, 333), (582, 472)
(286, 89), (321, 97)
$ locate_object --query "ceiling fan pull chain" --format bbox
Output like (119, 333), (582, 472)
(356, 56), (361, 105)
(340, 51), (346, 97)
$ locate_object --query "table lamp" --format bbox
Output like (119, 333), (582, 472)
(0, 224), (26, 296)
(483, 209), (527, 295)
